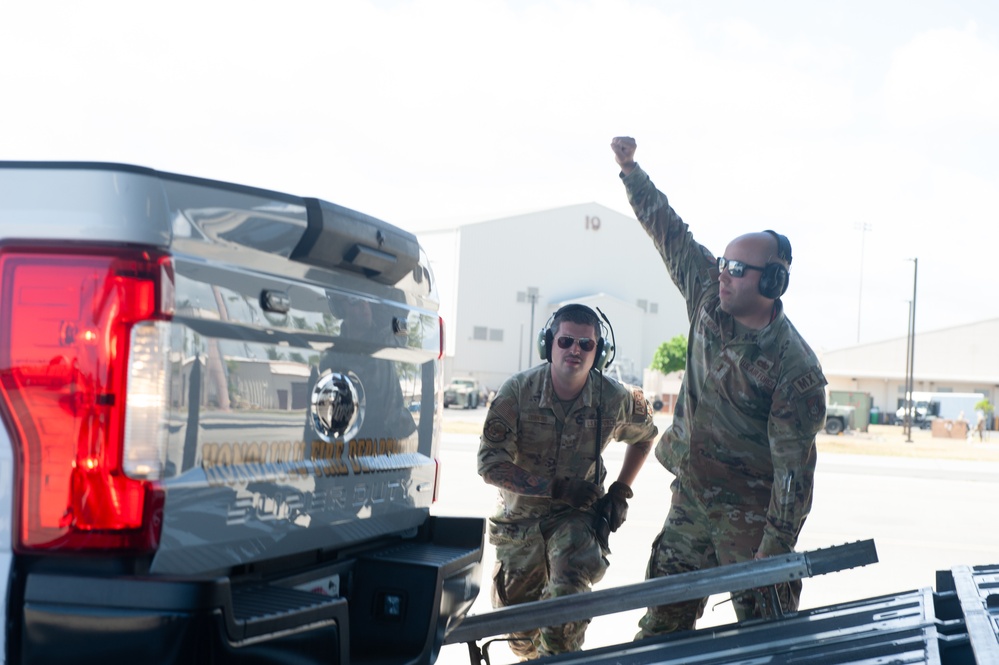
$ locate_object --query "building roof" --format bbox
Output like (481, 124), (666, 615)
(821, 317), (999, 384)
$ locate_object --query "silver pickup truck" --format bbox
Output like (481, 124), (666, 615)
(0, 162), (483, 664)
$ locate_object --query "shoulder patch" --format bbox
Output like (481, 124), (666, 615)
(791, 370), (822, 395)
(484, 418), (511, 443)
(806, 394), (824, 422)
(632, 388), (647, 416)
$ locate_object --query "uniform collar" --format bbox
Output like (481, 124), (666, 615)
(539, 365), (595, 409)
(715, 298), (785, 347)
(758, 299), (786, 346)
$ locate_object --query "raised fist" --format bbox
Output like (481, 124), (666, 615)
(611, 136), (637, 169)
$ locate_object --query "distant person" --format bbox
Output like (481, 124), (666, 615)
(477, 303), (657, 659)
(610, 136), (828, 637)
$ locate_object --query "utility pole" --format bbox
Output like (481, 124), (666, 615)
(905, 258), (918, 443)
(902, 300), (912, 442)
(517, 287), (540, 371)
(855, 222), (872, 343)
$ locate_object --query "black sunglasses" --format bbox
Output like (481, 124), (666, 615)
(717, 257), (766, 278)
(556, 335), (596, 352)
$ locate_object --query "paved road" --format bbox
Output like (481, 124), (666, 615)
(431, 407), (999, 665)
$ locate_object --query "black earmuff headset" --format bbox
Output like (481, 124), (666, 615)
(758, 229), (792, 299)
(537, 303), (615, 371)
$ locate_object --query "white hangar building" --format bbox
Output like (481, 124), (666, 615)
(418, 203), (689, 392)
(820, 318), (999, 415)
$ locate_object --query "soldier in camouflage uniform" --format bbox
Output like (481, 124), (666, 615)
(478, 304), (657, 659)
(609, 137), (827, 637)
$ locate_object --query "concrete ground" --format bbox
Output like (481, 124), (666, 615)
(815, 421), (999, 462)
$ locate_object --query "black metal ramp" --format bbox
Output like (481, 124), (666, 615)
(452, 559), (999, 665)
(445, 540), (877, 648)
(543, 587), (941, 665)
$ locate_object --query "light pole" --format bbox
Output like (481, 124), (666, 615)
(902, 300), (912, 441)
(905, 258), (918, 443)
(517, 287), (540, 371)
(855, 222), (872, 343)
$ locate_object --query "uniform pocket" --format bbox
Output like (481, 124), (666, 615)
(488, 518), (540, 546)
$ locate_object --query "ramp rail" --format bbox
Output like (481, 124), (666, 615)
(445, 540), (879, 664)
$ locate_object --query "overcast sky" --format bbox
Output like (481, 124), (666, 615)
(2, 0), (997, 353)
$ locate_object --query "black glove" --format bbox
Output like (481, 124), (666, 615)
(551, 477), (603, 510)
(593, 481), (633, 533)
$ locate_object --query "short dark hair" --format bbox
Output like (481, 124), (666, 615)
(552, 304), (601, 338)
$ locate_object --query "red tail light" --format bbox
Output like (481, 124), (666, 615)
(0, 246), (172, 553)
(438, 315), (445, 360)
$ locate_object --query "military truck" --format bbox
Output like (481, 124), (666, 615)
(444, 377), (481, 409)
(824, 403), (855, 434)
(0, 162), (483, 664)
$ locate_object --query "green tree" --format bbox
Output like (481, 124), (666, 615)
(974, 398), (993, 415)
(650, 334), (687, 375)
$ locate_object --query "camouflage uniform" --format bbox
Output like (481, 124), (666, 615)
(620, 165), (827, 637)
(478, 363), (657, 659)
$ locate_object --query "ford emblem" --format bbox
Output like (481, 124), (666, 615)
(311, 371), (360, 441)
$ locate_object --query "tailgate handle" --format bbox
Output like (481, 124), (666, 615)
(262, 290), (291, 314)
